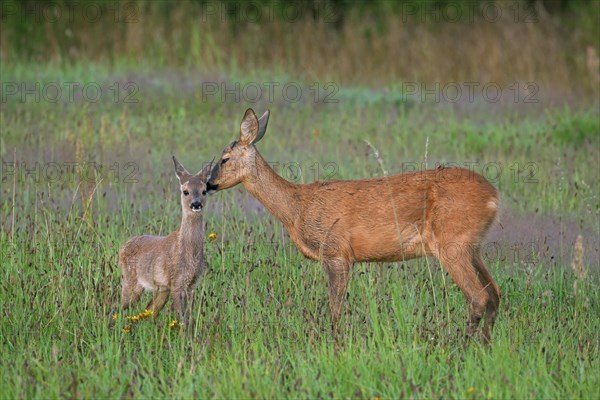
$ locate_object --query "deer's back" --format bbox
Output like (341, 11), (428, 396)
(293, 167), (498, 262)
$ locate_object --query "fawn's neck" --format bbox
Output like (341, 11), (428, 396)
(242, 151), (301, 228)
(179, 213), (204, 253)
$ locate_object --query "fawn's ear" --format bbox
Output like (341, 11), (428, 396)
(254, 109), (270, 144)
(239, 108), (259, 145)
(198, 160), (214, 180)
(173, 156), (191, 182)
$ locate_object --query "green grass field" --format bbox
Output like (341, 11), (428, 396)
(1, 60), (598, 398)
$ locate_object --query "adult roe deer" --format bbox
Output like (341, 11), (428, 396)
(207, 109), (501, 342)
(118, 157), (211, 325)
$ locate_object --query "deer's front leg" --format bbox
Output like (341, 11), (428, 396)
(324, 259), (351, 337)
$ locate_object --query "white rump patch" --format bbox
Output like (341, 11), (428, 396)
(487, 198), (499, 211)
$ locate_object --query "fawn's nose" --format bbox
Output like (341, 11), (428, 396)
(190, 200), (203, 212)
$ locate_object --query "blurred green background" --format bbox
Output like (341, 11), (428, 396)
(2, 0), (599, 97)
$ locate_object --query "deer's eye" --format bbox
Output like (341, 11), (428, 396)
(221, 158), (230, 165)
(183, 190), (189, 196)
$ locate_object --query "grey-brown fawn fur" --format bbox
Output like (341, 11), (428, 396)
(207, 109), (501, 343)
(118, 157), (211, 324)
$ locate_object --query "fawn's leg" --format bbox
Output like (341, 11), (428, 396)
(110, 282), (143, 328)
(172, 289), (193, 326)
(145, 287), (170, 317)
(121, 283), (143, 310)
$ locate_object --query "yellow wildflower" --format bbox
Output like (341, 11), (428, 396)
(467, 387), (477, 395)
(112, 314), (118, 320)
(169, 320), (182, 329)
(124, 309), (154, 323)
(122, 326), (131, 333)
(208, 232), (217, 240)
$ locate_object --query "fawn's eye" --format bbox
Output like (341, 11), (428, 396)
(221, 158), (229, 165)
(183, 190), (189, 196)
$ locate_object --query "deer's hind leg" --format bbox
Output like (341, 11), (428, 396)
(472, 250), (500, 343)
(437, 243), (491, 341)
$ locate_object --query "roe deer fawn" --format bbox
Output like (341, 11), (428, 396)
(118, 157), (211, 325)
(207, 109), (502, 343)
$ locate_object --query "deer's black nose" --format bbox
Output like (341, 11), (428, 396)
(206, 181), (218, 192)
(190, 201), (203, 211)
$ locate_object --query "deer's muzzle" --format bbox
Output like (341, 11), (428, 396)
(206, 181), (219, 194)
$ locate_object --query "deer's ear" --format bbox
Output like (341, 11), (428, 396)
(173, 156), (190, 182)
(239, 108), (259, 145)
(254, 109), (270, 144)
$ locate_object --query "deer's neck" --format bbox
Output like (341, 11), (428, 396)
(243, 151), (301, 228)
